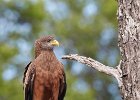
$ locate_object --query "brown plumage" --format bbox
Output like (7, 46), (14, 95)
(23, 35), (67, 100)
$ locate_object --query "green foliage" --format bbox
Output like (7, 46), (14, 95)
(0, 79), (23, 100)
(0, 44), (18, 64)
(0, 0), (120, 100)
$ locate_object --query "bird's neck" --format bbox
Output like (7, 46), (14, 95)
(34, 45), (53, 58)
(40, 50), (56, 61)
(35, 47), (40, 58)
(34, 42), (41, 58)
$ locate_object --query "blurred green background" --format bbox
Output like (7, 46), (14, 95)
(0, 0), (121, 100)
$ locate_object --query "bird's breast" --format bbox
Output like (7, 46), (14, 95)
(34, 55), (63, 87)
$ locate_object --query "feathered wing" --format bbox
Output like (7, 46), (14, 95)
(58, 64), (67, 100)
(23, 62), (35, 100)
(23, 62), (31, 84)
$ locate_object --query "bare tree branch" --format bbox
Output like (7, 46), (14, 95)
(62, 54), (123, 87)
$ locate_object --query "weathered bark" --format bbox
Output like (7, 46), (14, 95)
(118, 0), (140, 99)
(62, 54), (122, 87)
(62, 0), (140, 100)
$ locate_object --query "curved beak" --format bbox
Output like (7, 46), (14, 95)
(50, 40), (59, 46)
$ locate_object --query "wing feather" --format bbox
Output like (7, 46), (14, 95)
(58, 64), (67, 100)
(23, 62), (35, 100)
(23, 62), (31, 83)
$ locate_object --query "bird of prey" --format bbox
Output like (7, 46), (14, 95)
(23, 35), (67, 100)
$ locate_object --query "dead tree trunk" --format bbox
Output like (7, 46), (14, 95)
(62, 0), (140, 100)
(118, 0), (140, 99)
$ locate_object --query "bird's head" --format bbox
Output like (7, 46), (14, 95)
(35, 35), (59, 51)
